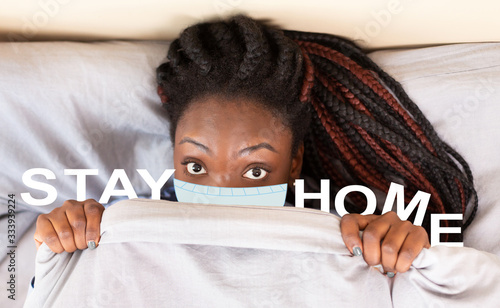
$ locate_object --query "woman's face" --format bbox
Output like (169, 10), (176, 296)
(173, 95), (304, 188)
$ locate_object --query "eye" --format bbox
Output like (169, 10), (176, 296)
(186, 162), (207, 175)
(243, 167), (268, 180)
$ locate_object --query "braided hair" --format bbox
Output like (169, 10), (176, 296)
(156, 15), (477, 241)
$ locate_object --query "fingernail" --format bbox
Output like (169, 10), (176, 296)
(87, 240), (96, 250)
(353, 246), (362, 257)
(386, 272), (395, 278)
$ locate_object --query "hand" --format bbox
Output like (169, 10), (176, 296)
(34, 199), (105, 253)
(340, 211), (430, 276)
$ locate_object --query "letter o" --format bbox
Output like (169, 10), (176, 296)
(335, 185), (377, 216)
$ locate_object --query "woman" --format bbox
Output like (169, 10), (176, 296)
(34, 15), (477, 277)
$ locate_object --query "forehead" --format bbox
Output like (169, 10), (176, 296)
(175, 96), (292, 144)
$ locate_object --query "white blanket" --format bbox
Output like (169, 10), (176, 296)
(24, 199), (500, 307)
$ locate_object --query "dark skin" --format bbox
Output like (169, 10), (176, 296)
(173, 96), (302, 188)
(34, 95), (430, 276)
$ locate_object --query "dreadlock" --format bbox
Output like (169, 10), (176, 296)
(156, 15), (477, 241)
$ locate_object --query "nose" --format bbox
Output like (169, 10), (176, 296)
(208, 173), (234, 187)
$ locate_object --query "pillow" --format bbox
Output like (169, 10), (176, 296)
(0, 41), (175, 277)
(0, 41), (173, 214)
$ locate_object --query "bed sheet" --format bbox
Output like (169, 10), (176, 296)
(24, 199), (500, 307)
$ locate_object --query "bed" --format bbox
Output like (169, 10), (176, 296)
(1, 1), (500, 307)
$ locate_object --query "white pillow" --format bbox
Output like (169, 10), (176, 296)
(0, 41), (173, 213)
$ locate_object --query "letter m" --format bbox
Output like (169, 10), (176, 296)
(381, 182), (430, 226)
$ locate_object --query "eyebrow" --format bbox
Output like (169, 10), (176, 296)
(178, 137), (210, 154)
(238, 143), (278, 156)
(178, 138), (278, 157)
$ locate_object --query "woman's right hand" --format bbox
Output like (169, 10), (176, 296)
(34, 199), (105, 253)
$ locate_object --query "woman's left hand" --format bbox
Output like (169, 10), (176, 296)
(340, 211), (430, 276)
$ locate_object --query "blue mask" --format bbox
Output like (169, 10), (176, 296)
(174, 178), (287, 206)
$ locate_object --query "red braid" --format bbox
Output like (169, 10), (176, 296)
(296, 38), (457, 236)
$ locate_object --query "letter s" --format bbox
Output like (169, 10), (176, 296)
(20, 168), (57, 206)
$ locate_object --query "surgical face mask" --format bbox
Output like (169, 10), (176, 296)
(174, 178), (287, 207)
